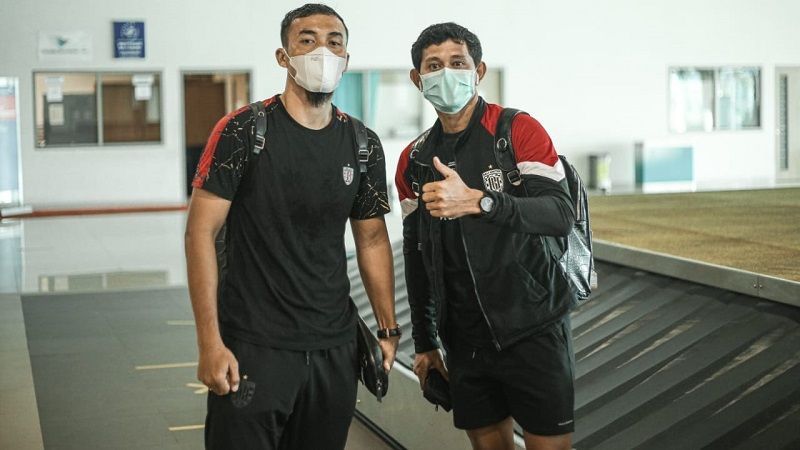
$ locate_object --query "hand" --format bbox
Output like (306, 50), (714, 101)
(379, 335), (400, 373)
(421, 157), (483, 219)
(413, 349), (448, 390)
(197, 343), (240, 396)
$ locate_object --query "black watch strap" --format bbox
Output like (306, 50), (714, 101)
(376, 326), (402, 339)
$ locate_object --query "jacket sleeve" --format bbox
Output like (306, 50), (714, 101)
(480, 115), (575, 237)
(396, 146), (439, 353)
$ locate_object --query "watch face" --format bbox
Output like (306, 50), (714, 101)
(480, 196), (494, 213)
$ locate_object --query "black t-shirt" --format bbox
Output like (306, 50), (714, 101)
(192, 95), (390, 350)
(437, 132), (494, 348)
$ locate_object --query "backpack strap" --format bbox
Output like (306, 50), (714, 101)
(494, 108), (526, 187)
(350, 116), (369, 174)
(408, 128), (432, 195)
(249, 101), (268, 155)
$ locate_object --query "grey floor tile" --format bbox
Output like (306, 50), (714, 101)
(26, 335), (127, 357)
(0, 411), (43, 450)
(0, 386), (38, 416)
(0, 330), (30, 352)
(41, 412), (176, 449)
(0, 350), (35, 390)
(117, 331), (197, 364)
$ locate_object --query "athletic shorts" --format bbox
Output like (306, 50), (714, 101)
(447, 317), (575, 435)
(205, 337), (358, 450)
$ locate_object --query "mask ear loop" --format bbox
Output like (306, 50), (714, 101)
(282, 48), (302, 85)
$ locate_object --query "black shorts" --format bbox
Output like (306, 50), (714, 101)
(205, 337), (358, 450)
(447, 317), (575, 435)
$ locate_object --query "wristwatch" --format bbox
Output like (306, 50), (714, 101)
(376, 325), (402, 339)
(479, 193), (495, 215)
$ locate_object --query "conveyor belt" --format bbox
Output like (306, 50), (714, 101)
(349, 244), (800, 449)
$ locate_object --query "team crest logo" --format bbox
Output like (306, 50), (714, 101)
(231, 376), (256, 408)
(482, 169), (504, 192)
(343, 166), (354, 186)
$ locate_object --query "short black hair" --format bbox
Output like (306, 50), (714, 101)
(411, 22), (482, 71)
(280, 3), (348, 48)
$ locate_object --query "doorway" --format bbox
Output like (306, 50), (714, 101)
(776, 67), (800, 185)
(0, 77), (21, 207)
(183, 72), (250, 197)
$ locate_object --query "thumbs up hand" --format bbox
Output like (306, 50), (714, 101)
(421, 157), (484, 219)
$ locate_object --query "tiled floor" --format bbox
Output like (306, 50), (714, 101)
(0, 210), (403, 449)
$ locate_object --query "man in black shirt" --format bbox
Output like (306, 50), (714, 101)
(185, 5), (398, 449)
(397, 23), (576, 450)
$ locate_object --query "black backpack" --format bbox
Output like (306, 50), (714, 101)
(494, 108), (597, 303)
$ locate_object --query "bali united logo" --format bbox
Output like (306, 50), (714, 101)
(482, 169), (504, 192)
(343, 166), (354, 186)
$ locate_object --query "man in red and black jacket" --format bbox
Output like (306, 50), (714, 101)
(396, 22), (577, 450)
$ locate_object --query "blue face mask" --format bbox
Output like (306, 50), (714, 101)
(420, 68), (477, 114)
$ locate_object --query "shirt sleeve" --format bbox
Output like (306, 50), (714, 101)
(480, 113), (575, 237)
(350, 128), (391, 220)
(511, 114), (565, 183)
(191, 107), (253, 200)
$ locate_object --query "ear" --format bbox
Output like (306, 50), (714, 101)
(344, 53), (350, 73)
(275, 48), (289, 68)
(409, 68), (422, 92)
(476, 61), (487, 85)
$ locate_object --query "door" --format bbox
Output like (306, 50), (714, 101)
(0, 77), (21, 206)
(776, 67), (800, 184)
(182, 72), (250, 197)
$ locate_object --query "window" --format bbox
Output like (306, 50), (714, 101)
(0, 77), (21, 206)
(669, 67), (760, 133)
(101, 73), (161, 143)
(332, 68), (503, 139)
(34, 71), (162, 147)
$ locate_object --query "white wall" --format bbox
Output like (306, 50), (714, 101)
(1, 0), (798, 206)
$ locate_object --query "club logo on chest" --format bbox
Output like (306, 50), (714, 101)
(482, 168), (504, 192)
(343, 166), (354, 186)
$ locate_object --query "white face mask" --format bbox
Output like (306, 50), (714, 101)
(285, 46), (347, 93)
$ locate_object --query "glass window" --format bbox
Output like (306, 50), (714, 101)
(34, 71), (163, 147)
(0, 77), (21, 206)
(34, 73), (98, 146)
(716, 68), (760, 130)
(669, 67), (760, 133)
(101, 73), (161, 143)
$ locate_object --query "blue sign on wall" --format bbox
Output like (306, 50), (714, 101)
(113, 21), (145, 58)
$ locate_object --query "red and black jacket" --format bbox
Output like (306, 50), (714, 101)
(395, 98), (576, 353)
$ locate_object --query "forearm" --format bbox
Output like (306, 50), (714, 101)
(355, 227), (396, 330)
(185, 231), (224, 350)
(403, 218), (439, 353)
(405, 252), (439, 353)
(481, 178), (575, 236)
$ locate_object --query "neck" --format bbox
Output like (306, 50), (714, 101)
(437, 95), (479, 134)
(280, 79), (333, 130)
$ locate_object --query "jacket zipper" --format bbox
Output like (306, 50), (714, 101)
(451, 154), (502, 351)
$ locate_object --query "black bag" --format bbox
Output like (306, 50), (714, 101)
(494, 108), (597, 303)
(422, 369), (451, 411)
(355, 314), (389, 401)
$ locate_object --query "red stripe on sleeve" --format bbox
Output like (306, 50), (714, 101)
(191, 101), (264, 189)
(191, 115), (231, 189)
(510, 114), (559, 166)
(395, 143), (416, 201)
